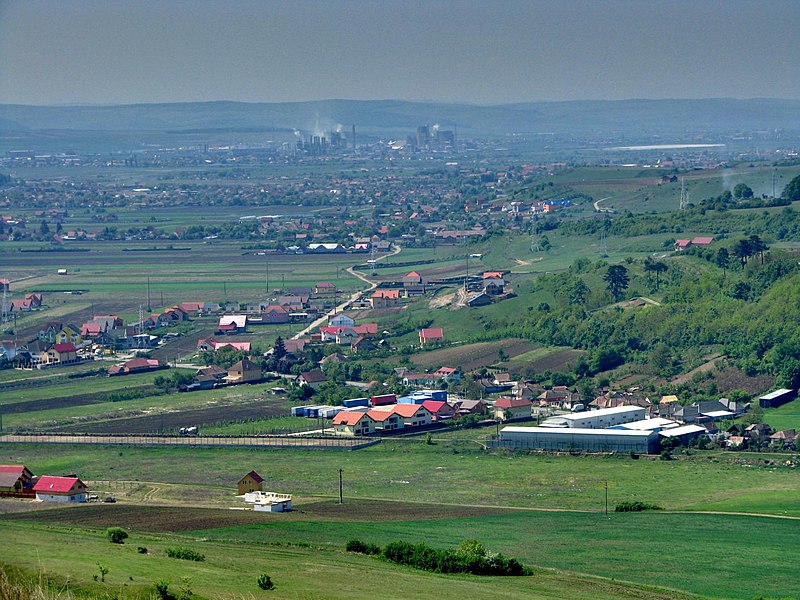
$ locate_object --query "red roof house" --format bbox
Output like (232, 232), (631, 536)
(33, 476), (88, 502)
(419, 327), (444, 345)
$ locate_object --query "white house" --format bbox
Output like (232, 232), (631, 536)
(33, 476), (89, 503)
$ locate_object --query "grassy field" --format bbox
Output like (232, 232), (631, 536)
(759, 398), (800, 432)
(0, 518), (703, 600)
(3, 441), (798, 516)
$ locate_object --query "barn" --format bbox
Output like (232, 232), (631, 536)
(33, 476), (89, 503)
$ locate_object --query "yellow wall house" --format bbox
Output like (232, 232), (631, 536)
(56, 325), (83, 346)
(238, 471), (264, 495)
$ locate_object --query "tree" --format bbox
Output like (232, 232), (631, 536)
(748, 234), (768, 264)
(96, 563), (109, 583)
(715, 247), (730, 273)
(782, 174), (800, 201)
(603, 265), (629, 301)
(273, 336), (286, 360)
(106, 527), (129, 544)
(569, 279), (590, 306)
(257, 574), (275, 591)
(39, 220), (50, 236)
(732, 238), (753, 267)
(733, 183), (753, 199)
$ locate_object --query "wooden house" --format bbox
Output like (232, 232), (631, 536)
(0, 465), (34, 497)
(238, 471), (264, 495)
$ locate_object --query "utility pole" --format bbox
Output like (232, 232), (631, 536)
(338, 469), (344, 504)
(605, 480), (609, 515)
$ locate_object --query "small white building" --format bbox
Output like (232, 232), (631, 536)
(241, 491), (293, 512)
(33, 476), (88, 503)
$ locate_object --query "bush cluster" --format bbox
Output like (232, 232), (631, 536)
(346, 538), (532, 576)
(165, 547), (205, 562)
(345, 539), (381, 555)
(614, 501), (664, 512)
(105, 527), (128, 544)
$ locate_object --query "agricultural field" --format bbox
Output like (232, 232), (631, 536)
(1, 440), (799, 599)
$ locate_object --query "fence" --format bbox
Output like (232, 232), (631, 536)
(0, 432), (380, 451)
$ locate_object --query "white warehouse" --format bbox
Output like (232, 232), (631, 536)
(541, 405), (645, 429)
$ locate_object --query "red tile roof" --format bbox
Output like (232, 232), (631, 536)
(52, 343), (76, 353)
(33, 476), (83, 494)
(420, 327), (444, 340)
(494, 397), (532, 409)
(243, 470), (264, 483)
(333, 411), (371, 426)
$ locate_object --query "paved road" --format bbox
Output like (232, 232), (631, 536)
(291, 245), (402, 340)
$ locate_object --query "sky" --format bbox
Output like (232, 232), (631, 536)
(1, 0), (799, 106)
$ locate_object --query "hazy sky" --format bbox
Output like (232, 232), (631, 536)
(1, 0), (799, 106)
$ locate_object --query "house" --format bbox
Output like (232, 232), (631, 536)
(419, 327), (444, 345)
(332, 411), (375, 436)
(692, 236), (714, 246)
(218, 315), (247, 334)
(390, 403), (434, 428)
(467, 292), (493, 307)
(370, 289), (400, 308)
(238, 471), (264, 495)
(366, 408), (404, 432)
(402, 271), (423, 286)
(198, 338), (251, 352)
(0, 465), (34, 497)
(315, 282), (337, 294)
(261, 305), (290, 324)
(483, 277), (506, 295)
(421, 400), (456, 421)
(493, 397), (532, 421)
(744, 423), (772, 440)
(42, 343), (79, 366)
(351, 336), (377, 353)
(108, 358), (165, 376)
(33, 476), (89, 503)
(674, 239), (691, 251)
(454, 399), (487, 416)
(38, 322), (63, 344)
(225, 358), (261, 384)
(329, 314), (355, 327)
(54, 325), (82, 346)
(433, 366), (461, 383)
(298, 369), (327, 389)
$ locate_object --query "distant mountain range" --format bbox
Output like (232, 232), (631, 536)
(2, 98), (799, 138)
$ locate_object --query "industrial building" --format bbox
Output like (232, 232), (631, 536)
(498, 426), (660, 454)
(540, 405), (646, 429)
(758, 388), (796, 409)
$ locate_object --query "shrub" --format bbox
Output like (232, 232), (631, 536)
(106, 527), (128, 544)
(256, 574), (275, 591)
(345, 539), (381, 555)
(345, 539), (368, 553)
(615, 501), (664, 512)
(153, 580), (173, 600)
(137, 546), (148, 554)
(381, 539), (532, 576)
(165, 547), (205, 562)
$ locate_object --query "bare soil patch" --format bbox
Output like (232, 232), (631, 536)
(411, 340), (535, 371)
(5, 500), (511, 532)
(526, 349), (584, 372)
(714, 366), (774, 396)
(49, 397), (286, 434)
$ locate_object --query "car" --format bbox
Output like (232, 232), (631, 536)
(103, 496), (117, 503)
